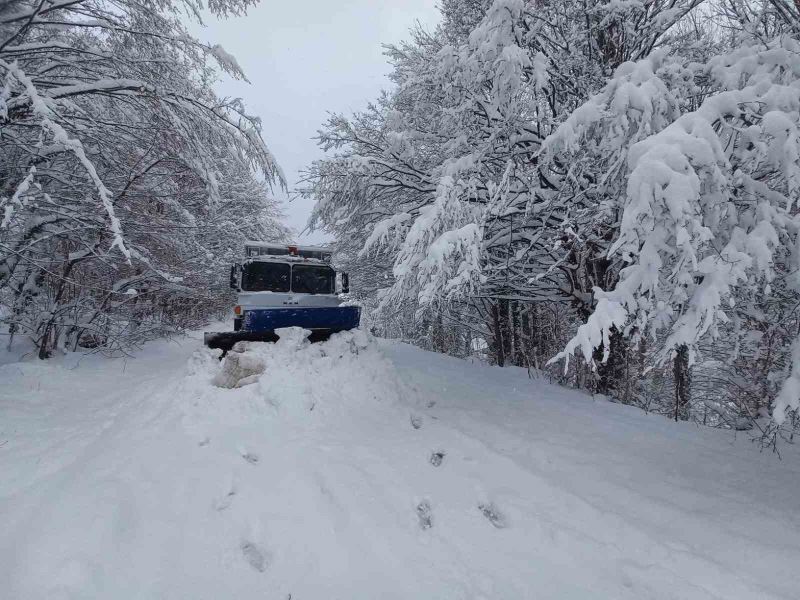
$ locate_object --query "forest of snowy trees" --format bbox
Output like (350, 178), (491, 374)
(3, 0), (800, 448)
(0, 0), (287, 358)
(303, 0), (800, 445)
(4, 4), (800, 596)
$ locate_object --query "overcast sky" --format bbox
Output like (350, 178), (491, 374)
(197, 1), (442, 243)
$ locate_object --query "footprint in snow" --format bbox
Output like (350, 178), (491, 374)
(241, 541), (269, 572)
(478, 502), (507, 529)
(213, 485), (236, 512)
(429, 450), (445, 467)
(410, 414), (423, 430)
(238, 447), (259, 465)
(416, 500), (433, 530)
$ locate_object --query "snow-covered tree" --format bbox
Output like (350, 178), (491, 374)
(550, 10), (800, 432)
(305, 0), (700, 371)
(0, 0), (288, 356)
(306, 0), (800, 441)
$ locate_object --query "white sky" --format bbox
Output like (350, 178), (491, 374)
(197, 1), (442, 243)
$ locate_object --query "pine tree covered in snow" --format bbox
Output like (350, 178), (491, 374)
(0, 0), (288, 357)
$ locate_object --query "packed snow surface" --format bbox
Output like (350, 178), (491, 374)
(1, 328), (799, 599)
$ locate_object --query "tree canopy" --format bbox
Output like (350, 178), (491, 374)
(304, 0), (800, 445)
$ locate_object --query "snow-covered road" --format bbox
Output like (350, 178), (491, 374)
(1, 330), (799, 599)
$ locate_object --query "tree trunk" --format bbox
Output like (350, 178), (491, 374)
(490, 301), (505, 367)
(521, 305), (537, 370)
(511, 301), (524, 366)
(673, 344), (691, 421)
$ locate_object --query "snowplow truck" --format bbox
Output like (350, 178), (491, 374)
(204, 242), (360, 353)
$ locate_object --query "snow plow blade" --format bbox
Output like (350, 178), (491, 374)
(204, 329), (339, 353)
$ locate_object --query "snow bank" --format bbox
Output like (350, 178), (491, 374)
(195, 327), (413, 416)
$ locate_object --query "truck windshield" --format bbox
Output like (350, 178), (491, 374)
(291, 264), (335, 294)
(241, 262), (290, 292)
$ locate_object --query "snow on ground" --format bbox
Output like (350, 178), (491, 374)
(1, 328), (799, 599)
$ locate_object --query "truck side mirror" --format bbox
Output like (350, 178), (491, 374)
(341, 272), (350, 294)
(229, 264), (238, 290)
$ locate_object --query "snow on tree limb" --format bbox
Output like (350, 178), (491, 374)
(305, 0), (800, 432)
(0, 0), (287, 358)
(2, 58), (130, 258)
(0, 165), (35, 229)
(550, 36), (800, 408)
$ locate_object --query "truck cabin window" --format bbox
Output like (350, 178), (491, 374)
(291, 265), (335, 294)
(241, 262), (290, 292)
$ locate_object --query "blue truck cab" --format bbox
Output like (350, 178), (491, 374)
(204, 242), (360, 351)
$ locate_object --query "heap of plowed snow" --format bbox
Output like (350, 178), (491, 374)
(197, 327), (415, 414)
